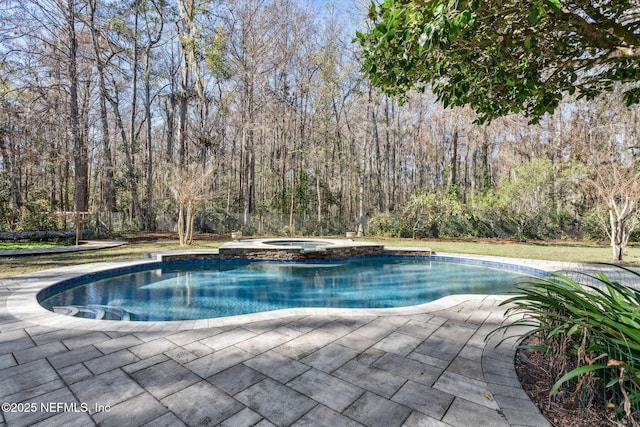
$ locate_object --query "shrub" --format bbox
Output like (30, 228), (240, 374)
(279, 225), (294, 237)
(581, 207), (610, 241)
(368, 213), (403, 237)
(295, 217), (341, 236)
(493, 268), (640, 424)
(400, 191), (463, 238)
(468, 190), (515, 238)
(196, 206), (241, 234)
(0, 179), (10, 231)
(539, 208), (580, 240)
(440, 212), (475, 238)
(17, 199), (59, 231)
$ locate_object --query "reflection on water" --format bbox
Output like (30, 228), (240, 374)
(40, 258), (530, 321)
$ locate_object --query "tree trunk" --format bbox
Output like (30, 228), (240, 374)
(145, 56), (154, 230)
(178, 201), (185, 245)
(164, 96), (176, 160)
(289, 173), (295, 234)
(0, 115), (21, 228)
(67, 0), (88, 214)
(357, 156), (365, 237)
(610, 209), (623, 261)
(316, 160), (322, 224)
(178, 42), (189, 166)
(144, 4), (164, 231)
(177, 0), (198, 168)
(130, 3), (145, 230)
(242, 128), (251, 227)
(88, 0), (115, 218)
(108, 92), (145, 230)
(176, 199), (196, 246)
(186, 200), (194, 245)
(450, 129), (458, 192)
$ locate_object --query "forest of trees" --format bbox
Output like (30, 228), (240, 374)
(1, 0), (639, 248)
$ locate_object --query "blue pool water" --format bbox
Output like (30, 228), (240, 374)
(38, 258), (533, 321)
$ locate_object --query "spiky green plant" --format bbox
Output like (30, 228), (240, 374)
(492, 267), (640, 424)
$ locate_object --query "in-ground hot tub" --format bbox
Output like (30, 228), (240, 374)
(255, 239), (336, 249)
(214, 238), (398, 260)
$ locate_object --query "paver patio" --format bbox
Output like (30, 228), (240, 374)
(0, 253), (570, 426)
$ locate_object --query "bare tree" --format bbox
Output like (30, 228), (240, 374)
(590, 165), (640, 262)
(168, 162), (213, 245)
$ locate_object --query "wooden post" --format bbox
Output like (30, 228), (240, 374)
(75, 211), (81, 245)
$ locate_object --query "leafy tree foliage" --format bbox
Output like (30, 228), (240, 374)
(369, 159), (589, 241)
(495, 159), (586, 240)
(357, 0), (640, 123)
(368, 190), (467, 238)
(401, 191), (463, 238)
(17, 198), (59, 232)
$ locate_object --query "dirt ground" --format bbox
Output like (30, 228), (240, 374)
(515, 341), (620, 426)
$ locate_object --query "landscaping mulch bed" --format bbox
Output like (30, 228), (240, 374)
(516, 339), (619, 426)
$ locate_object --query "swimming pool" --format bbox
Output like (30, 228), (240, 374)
(38, 257), (535, 322)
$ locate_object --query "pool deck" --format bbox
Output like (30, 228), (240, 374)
(0, 251), (609, 427)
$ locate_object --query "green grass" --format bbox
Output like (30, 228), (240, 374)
(0, 234), (636, 280)
(0, 241), (70, 251)
(0, 239), (223, 279)
(367, 237), (640, 265)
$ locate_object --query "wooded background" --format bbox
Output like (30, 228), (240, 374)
(1, 0), (638, 241)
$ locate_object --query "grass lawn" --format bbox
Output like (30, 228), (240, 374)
(0, 241), (70, 251)
(0, 238), (222, 279)
(0, 234), (636, 280)
(370, 237), (640, 265)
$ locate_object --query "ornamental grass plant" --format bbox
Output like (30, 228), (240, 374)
(493, 267), (640, 425)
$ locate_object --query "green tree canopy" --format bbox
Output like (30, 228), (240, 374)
(356, 0), (640, 123)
